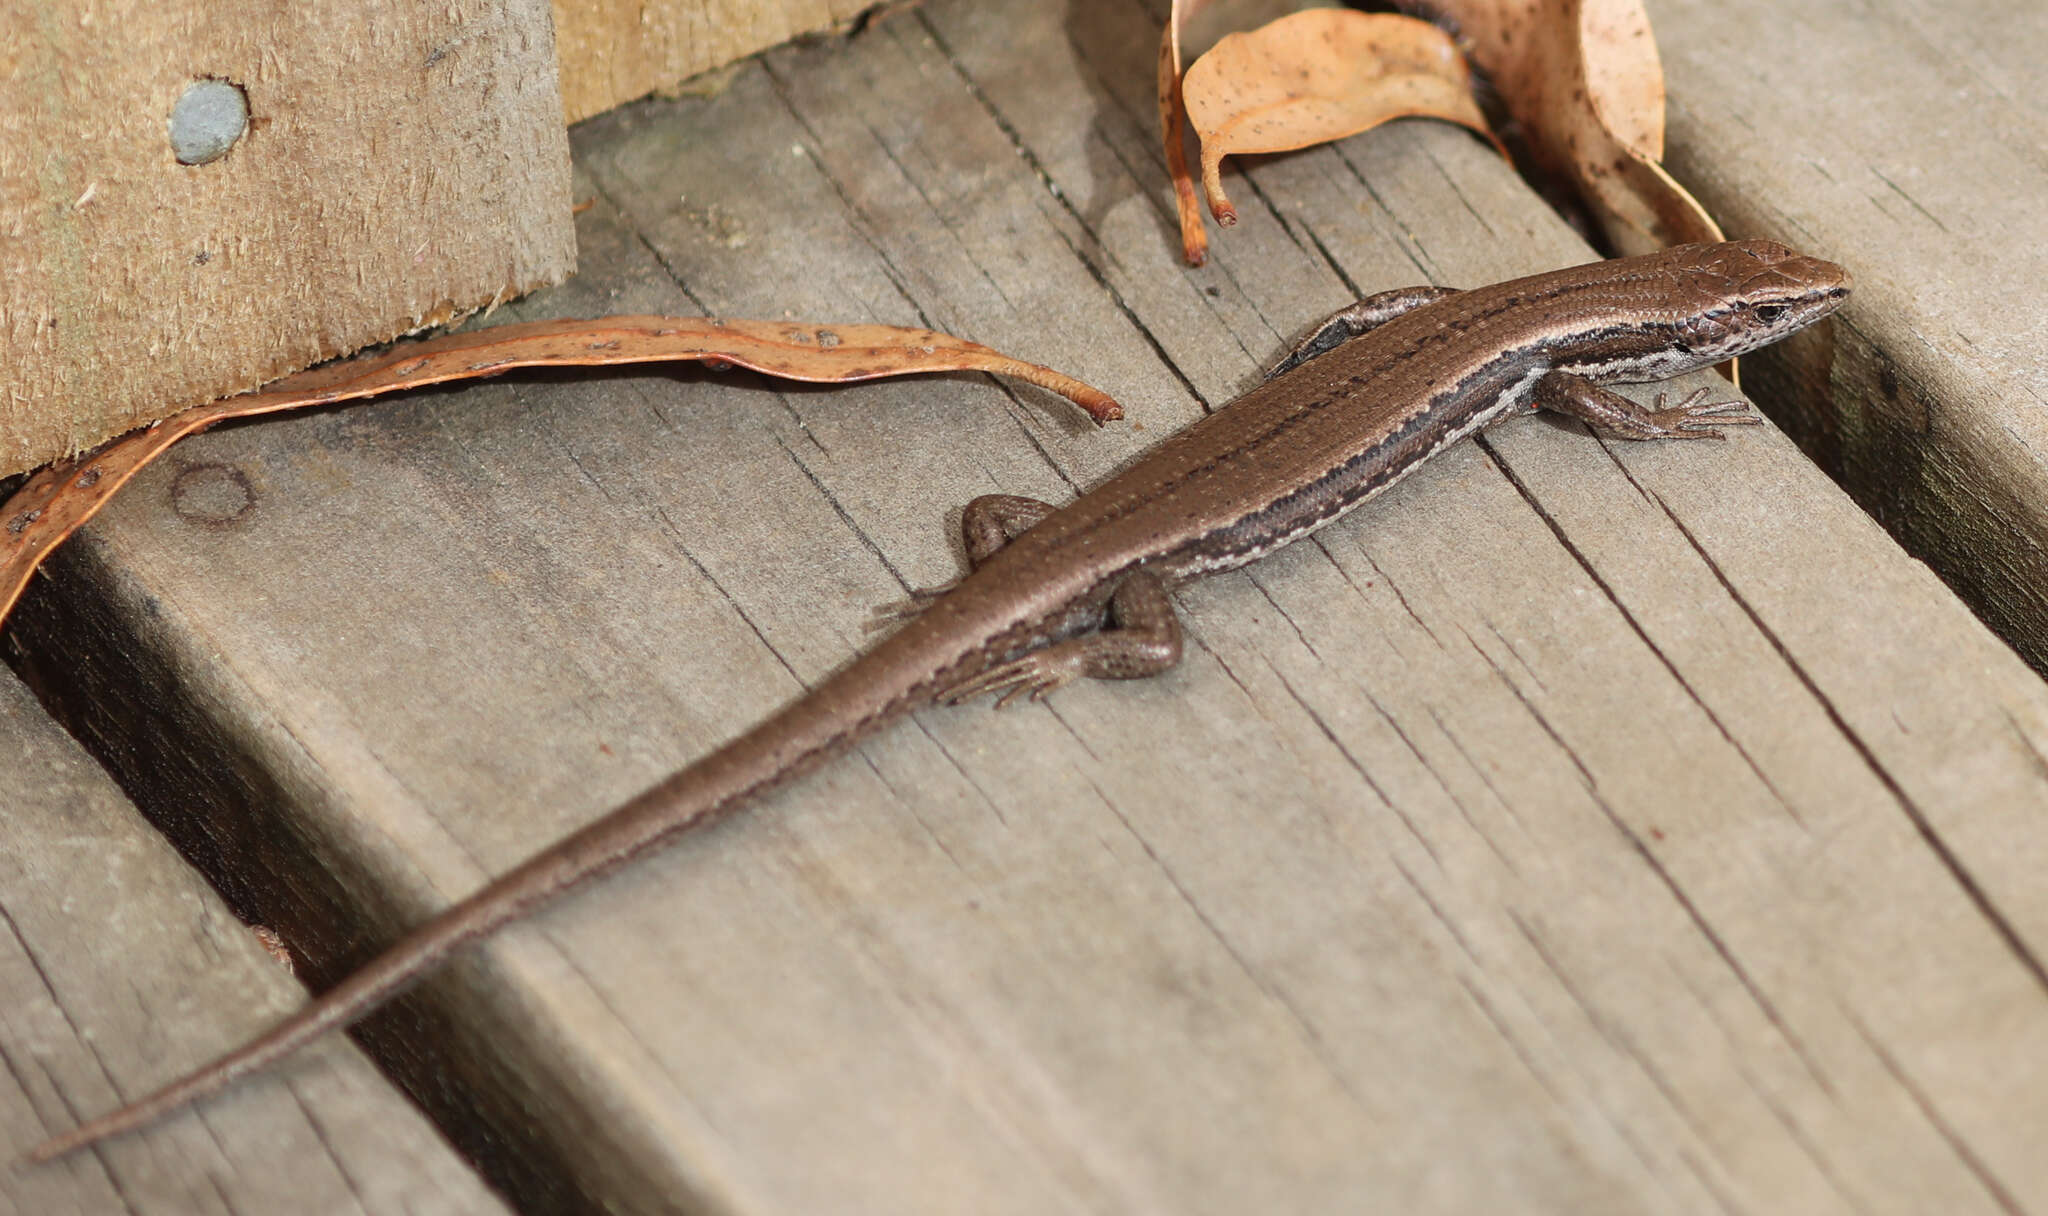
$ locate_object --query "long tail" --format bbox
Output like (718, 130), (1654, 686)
(25, 619), (966, 1164)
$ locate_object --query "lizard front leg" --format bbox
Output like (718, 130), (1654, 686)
(1268, 286), (1460, 377)
(1531, 372), (1761, 440)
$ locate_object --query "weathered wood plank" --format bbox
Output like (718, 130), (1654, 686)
(0, 0), (575, 477)
(8, 1), (2048, 1211)
(0, 671), (512, 1215)
(1649, 0), (2048, 667)
(552, 0), (875, 123)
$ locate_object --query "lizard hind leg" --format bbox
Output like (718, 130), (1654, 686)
(870, 494), (1063, 626)
(941, 570), (1183, 708)
(957, 494), (1061, 565)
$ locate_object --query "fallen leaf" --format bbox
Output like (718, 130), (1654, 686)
(1426, 0), (1721, 254)
(0, 316), (1119, 635)
(1157, 9), (1211, 266)
(1163, 1), (1294, 265)
(1183, 9), (1500, 228)
(1158, 0), (1269, 265)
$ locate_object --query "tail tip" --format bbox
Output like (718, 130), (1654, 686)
(21, 1116), (123, 1167)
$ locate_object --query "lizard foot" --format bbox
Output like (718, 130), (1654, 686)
(941, 654), (1080, 709)
(1641, 388), (1763, 439)
(865, 584), (956, 631)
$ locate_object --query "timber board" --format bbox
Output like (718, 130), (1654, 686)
(8, 1), (2048, 1211)
(0, 670), (511, 1215)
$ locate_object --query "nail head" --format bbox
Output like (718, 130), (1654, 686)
(169, 80), (249, 166)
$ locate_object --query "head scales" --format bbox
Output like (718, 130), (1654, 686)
(1663, 239), (1852, 364)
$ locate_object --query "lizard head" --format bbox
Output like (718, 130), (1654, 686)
(1557, 240), (1851, 383)
(1662, 239), (1853, 364)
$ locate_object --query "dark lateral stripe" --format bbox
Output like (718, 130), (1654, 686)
(1164, 334), (1559, 568)
(1067, 278), (1673, 541)
(1182, 370), (1522, 571)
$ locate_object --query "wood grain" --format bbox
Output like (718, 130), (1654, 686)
(552, 0), (874, 122)
(9, 1), (2048, 1211)
(0, 670), (511, 1215)
(0, 0), (575, 478)
(1649, 0), (2048, 667)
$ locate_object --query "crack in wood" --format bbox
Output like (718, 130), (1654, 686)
(1841, 1004), (2025, 1216)
(1424, 690), (1534, 848)
(283, 1083), (370, 1202)
(918, 8), (1215, 412)
(1079, 770), (1378, 1115)
(1507, 908), (1695, 1203)
(1479, 433), (1807, 827)
(763, 426), (913, 595)
(907, 717), (1011, 829)
(1650, 487), (2048, 1001)
(1349, 545), (1448, 651)
(651, 509), (811, 695)
(1664, 963), (1855, 1203)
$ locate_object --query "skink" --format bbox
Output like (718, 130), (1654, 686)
(27, 238), (1849, 1163)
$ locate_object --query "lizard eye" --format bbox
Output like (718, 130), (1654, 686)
(1754, 303), (1790, 324)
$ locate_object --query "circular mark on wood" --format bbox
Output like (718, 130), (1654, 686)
(171, 463), (255, 527)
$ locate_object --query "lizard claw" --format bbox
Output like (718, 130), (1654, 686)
(865, 584), (956, 631)
(941, 655), (1079, 707)
(1645, 388), (1761, 439)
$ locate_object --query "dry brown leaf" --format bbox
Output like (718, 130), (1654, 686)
(1184, 9), (1500, 229)
(1160, 1), (1718, 266)
(1158, 11), (1211, 266)
(0, 316), (1119, 635)
(1160, 4), (1501, 264)
(1431, 0), (1721, 254)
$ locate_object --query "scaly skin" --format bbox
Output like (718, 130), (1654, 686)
(26, 239), (1848, 1164)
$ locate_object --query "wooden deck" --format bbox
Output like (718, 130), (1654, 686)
(8, 1), (2048, 1212)
(1654, 0), (2048, 667)
(0, 670), (511, 1215)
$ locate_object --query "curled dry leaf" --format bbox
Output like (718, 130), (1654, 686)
(1159, 2), (1501, 264)
(0, 316), (1119, 634)
(1158, 8), (1211, 266)
(1183, 9), (1500, 229)
(1430, 0), (1721, 254)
